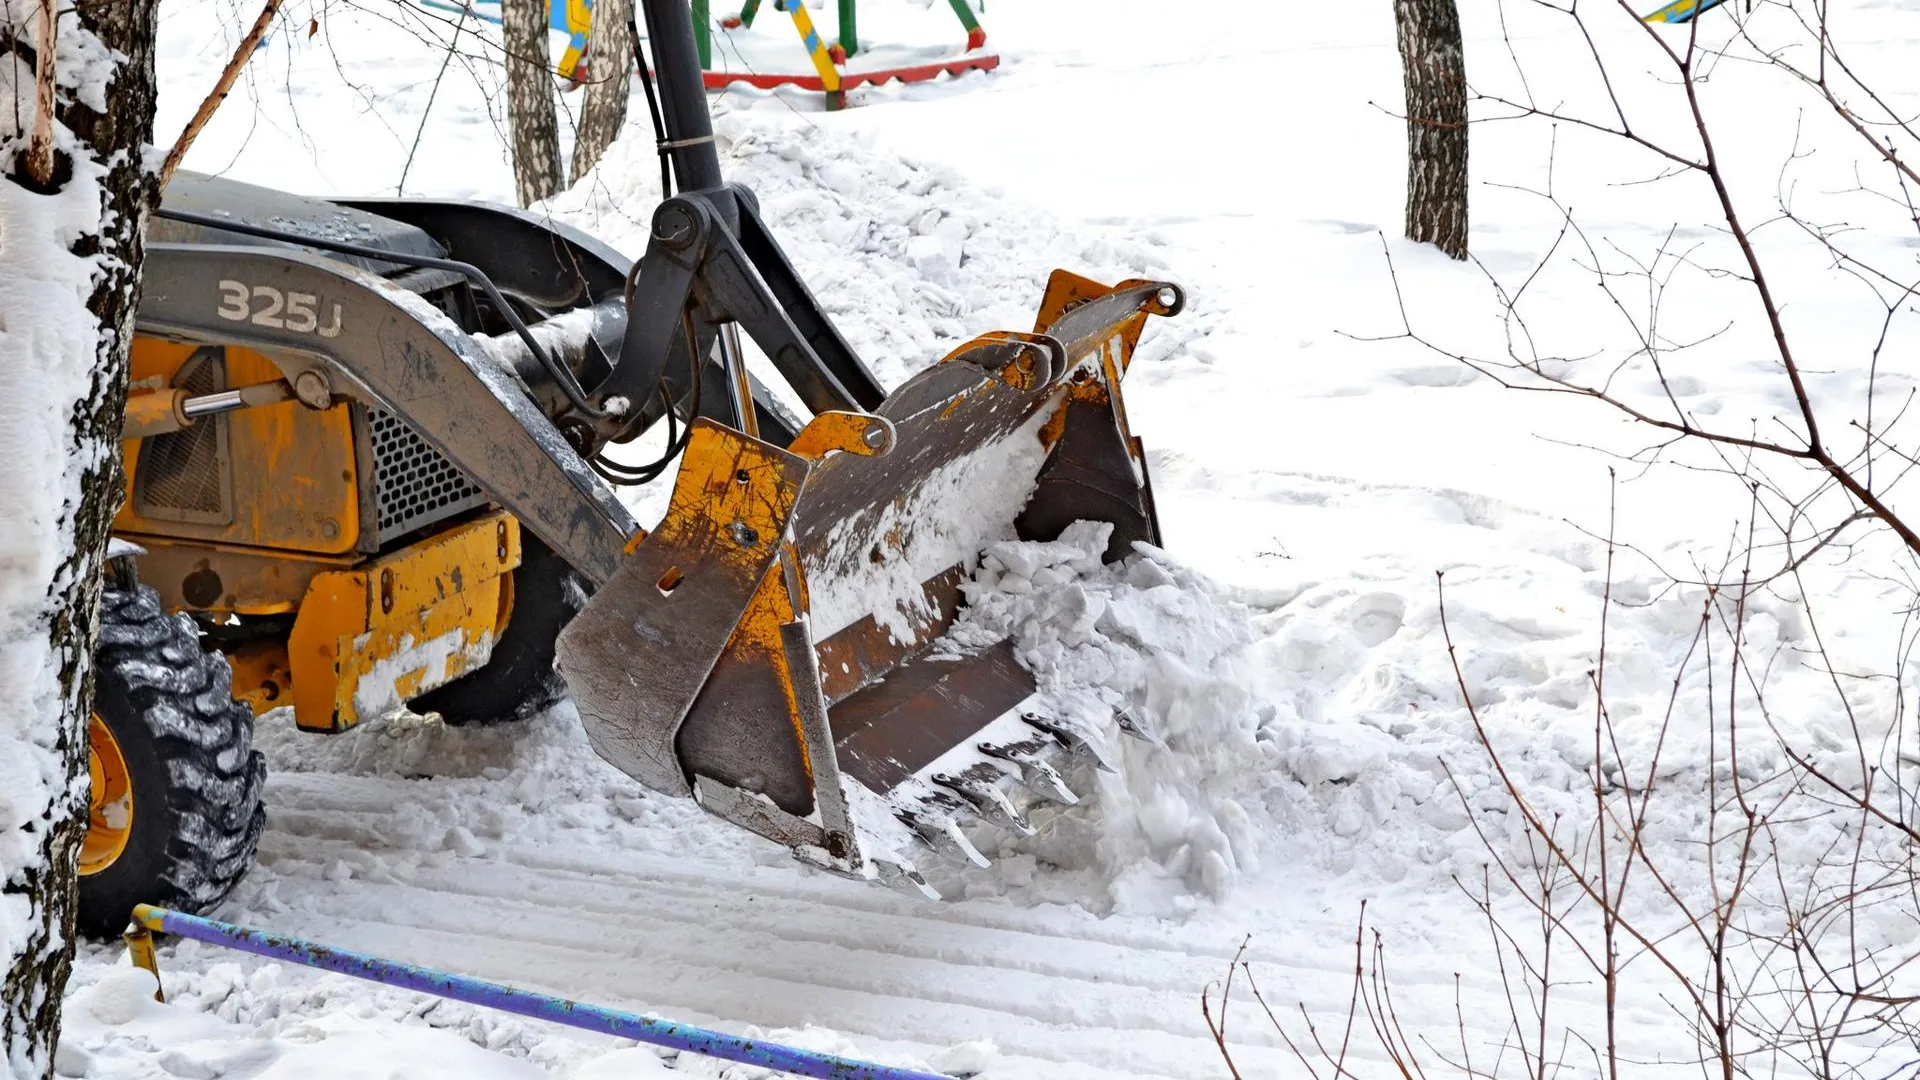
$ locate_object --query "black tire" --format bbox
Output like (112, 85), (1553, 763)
(411, 536), (584, 726)
(78, 585), (267, 938)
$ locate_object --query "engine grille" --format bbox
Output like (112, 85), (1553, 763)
(134, 348), (232, 525)
(369, 407), (488, 543)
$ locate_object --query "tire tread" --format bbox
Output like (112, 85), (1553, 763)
(79, 584), (266, 936)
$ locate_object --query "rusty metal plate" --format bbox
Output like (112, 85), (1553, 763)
(562, 275), (1182, 875)
(829, 640), (1037, 793)
(1016, 383), (1159, 561)
(557, 420), (808, 798)
(813, 565), (966, 705)
(675, 563), (817, 814)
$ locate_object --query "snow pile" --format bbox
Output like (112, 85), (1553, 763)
(929, 491), (1893, 924)
(924, 523), (1270, 913)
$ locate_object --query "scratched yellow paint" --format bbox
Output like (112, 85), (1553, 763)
(647, 424), (817, 783)
(284, 512), (520, 732)
(119, 337), (360, 556)
(118, 337), (533, 734)
(786, 1), (842, 92)
(225, 639), (294, 715)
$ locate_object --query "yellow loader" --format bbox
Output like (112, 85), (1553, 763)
(78, 0), (1182, 935)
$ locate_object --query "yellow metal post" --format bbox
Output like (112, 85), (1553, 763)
(782, 0), (842, 108)
(122, 919), (165, 1002)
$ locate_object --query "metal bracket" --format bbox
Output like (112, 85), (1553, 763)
(604, 187), (889, 436)
(122, 920), (165, 1002)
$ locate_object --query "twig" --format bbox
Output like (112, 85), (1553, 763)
(1595, 470), (1622, 1080)
(1437, 571), (1717, 1017)
(23, 0), (56, 187)
(158, 0), (285, 188)
(1201, 938), (1249, 1080)
(399, 0), (468, 194)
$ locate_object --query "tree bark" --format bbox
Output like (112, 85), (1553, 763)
(1394, 0), (1468, 259)
(503, 0), (564, 206)
(569, 0), (631, 180)
(1, 0), (158, 1074)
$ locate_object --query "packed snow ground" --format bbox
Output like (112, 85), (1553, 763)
(53, 0), (1920, 1077)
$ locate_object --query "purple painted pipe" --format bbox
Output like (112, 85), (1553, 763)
(132, 905), (957, 1080)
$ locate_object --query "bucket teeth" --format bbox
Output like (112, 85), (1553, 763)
(898, 795), (992, 869)
(1021, 711), (1116, 773)
(874, 859), (942, 900)
(934, 764), (1036, 836)
(1113, 708), (1162, 747)
(979, 737), (1079, 805)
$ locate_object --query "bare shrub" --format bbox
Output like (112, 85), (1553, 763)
(1210, 2), (1920, 1076)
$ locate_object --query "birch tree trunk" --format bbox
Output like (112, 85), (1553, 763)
(502, 0), (564, 206)
(1, 0), (159, 1073)
(569, 0), (630, 180)
(1393, 0), (1468, 259)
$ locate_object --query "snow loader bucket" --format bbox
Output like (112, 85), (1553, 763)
(557, 272), (1182, 889)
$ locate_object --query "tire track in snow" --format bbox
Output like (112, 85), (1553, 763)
(263, 797), (1281, 973)
(261, 902), (1229, 1080)
(262, 787), (1490, 993)
(241, 770), (1551, 1080)
(261, 836), (1228, 999)
(263, 774), (1272, 960)
(253, 820), (1238, 1043)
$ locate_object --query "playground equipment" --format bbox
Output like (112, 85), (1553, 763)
(701, 0), (997, 110)
(415, 0), (998, 109)
(1641, 0), (1728, 23)
(554, 0), (594, 82)
(415, 0), (596, 82)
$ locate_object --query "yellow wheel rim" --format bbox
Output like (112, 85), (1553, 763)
(492, 569), (517, 638)
(80, 714), (134, 876)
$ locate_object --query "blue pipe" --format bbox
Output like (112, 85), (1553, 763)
(132, 906), (955, 1080)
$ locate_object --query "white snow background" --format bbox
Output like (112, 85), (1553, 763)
(38, 0), (1920, 1078)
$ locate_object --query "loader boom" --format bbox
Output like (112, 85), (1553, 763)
(137, 224), (640, 588)
(125, 0), (1186, 897)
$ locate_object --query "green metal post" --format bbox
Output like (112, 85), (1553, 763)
(944, 0), (979, 34)
(837, 0), (856, 58)
(693, 0), (711, 68)
(737, 0), (760, 28)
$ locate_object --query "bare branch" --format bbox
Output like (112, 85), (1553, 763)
(23, 0), (55, 188)
(158, 0), (286, 189)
